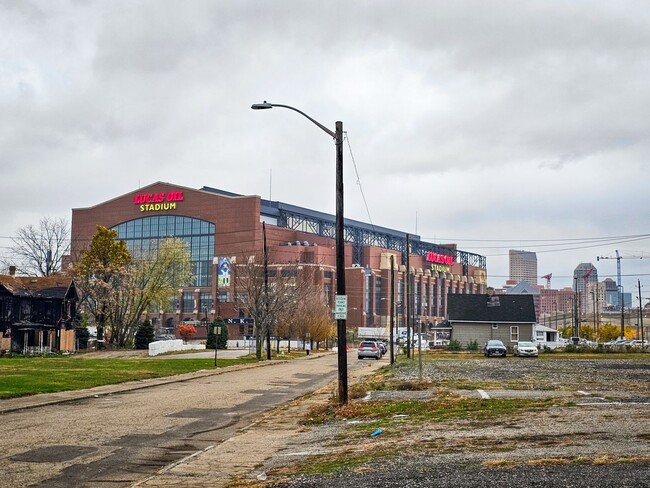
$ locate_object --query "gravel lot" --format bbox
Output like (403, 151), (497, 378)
(246, 355), (650, 488)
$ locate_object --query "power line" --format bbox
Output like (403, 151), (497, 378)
(428, 233), (650, 243)
(344, 132), (375, 230)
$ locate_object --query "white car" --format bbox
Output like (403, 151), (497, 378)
(513, 341), (539, 357)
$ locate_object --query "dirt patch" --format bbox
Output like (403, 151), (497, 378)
(240, 356), (650, 486)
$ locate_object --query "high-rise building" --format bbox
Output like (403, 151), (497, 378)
(573, 263), (598, 313)
(509, 250), (538, 285)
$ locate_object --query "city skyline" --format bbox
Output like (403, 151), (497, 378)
(1, 1), (649, 296)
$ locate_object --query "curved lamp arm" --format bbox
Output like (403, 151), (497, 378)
(251, 101), (336, 139)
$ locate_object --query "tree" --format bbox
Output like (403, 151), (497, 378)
(2, 217), (70, 276)
(217, 320), (228, 349)
(74, 227), (192, 348)
(234, 253), (301, 360)
(264, 262), (333, 353)
(75, 311), (90, 349)
(75, 326), (90, 350)
(134, 320), (155, 349)
(207, 317), (227, 349)
(108, 238), (192, 347)
(74, 226), (132, 346)
(598, 324), (620, 343)
(178, 324), (196, 343)
(558, 325), (573, 339)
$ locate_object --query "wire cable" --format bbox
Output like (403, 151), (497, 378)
(344, 131), (375, 230)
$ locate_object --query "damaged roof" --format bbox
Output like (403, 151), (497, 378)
(0, 274), (77, 300)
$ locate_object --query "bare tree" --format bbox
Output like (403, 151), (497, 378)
(3, 217), (70, 276)
(236, 257), (334, 358)
(234, 253), (304, 360)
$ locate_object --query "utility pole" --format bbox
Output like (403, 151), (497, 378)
(638, 280), (644, 348)
(592, 291), (597, 339)
(621, 286), (625, 339)
(405, 234), (411, 359)
(251, 102), (348, 404)
(390, 255), (395, 365)
(263, 222), (271, 360)
(573, 276), (579, 338)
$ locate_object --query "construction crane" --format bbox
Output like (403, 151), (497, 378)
(596, 250), (646, 304)
(596, 250), (645, 338)
(597, 250), (623, 296)
(542, 273), (552, 289)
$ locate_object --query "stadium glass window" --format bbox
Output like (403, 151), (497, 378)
(112, 215), (215, 287)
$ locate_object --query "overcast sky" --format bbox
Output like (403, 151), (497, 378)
(1, 0), (649, 297)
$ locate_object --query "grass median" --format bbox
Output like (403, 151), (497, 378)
(0, 355), (258, 399)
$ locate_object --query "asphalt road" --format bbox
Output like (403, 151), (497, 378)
(0, 351), (370, 488)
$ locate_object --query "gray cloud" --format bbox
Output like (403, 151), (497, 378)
(1, 0), (649, 291)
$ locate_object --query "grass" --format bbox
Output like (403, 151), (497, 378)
(482, 455), (650, 468)
(307, 390), (560, 426)
(296, 393), (565, 476)
(0, 355), (257, 399)
(293, 451), (393, 475)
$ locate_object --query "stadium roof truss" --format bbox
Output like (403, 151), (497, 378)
(202, 186), (487, 270)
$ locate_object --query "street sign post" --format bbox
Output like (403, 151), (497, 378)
(213, 326), (222, 367)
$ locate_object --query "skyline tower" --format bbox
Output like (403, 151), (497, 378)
(509, 250), (538, 285)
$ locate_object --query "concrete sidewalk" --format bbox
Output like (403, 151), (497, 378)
(0, 351), (332, 414)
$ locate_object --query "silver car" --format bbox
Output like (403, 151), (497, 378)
(358, 340), (382, 360)
(514, 341), (539, 357)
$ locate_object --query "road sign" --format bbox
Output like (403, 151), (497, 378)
(335, 295), (347, 320)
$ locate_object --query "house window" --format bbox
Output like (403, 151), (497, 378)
(510, 326), (519, 342)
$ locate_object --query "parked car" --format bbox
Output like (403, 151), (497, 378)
(154, 335), (176, 341)
(513, 341), (539, 357)
(484, 340), (507, 357)
(358, 340), (382, 360)
(377, 341), (388, 355)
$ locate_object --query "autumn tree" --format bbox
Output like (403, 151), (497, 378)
(598, 324), (621, 343)
(74, 227), (192, 348)
(270, 264), (334, 352)
(178, 324), (197, 343)
(109, 237), (192, 347)
(2, 217), (70, 276)
(292, 297), (334, 350)
(74, 226), (131, 345)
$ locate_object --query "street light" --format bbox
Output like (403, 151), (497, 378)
(251, 101), (348, 404)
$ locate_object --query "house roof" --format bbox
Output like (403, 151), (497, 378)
(506, 281), (540, 295)
(447, 294), (536, 323)
(534, 324), (558, 332)
(0, 275), (77, 300)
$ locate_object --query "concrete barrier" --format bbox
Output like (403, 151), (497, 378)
(148, 340), (206, 356)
